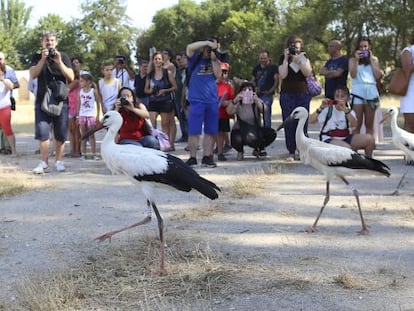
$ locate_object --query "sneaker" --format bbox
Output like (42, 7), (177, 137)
(286, 154), (295, 162)
(237, 152), (244, 161)
(55, 160), (65, 172)
(201, 156), (217, 168)
(217, 154), (227, 161)
(33, 161), (49, 174)
(223, 144), (232, 154)
(186, 157), (197, 167)
(252, 149), (260, 158)
(259, 151), (267, 158)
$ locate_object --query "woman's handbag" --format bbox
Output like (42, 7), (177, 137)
(41, 80), (69, 117)
(388, 68), (409, 96)
(144, 119), (171, 151)
(306, 75), (322, 97)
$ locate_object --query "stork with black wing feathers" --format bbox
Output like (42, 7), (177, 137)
(277, 107), (390, 234)
(84, 111), (220, 274)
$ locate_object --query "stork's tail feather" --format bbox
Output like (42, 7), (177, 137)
(192, 175), (221, 200)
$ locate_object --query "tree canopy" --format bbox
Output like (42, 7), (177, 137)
(0, 0), (414, 80)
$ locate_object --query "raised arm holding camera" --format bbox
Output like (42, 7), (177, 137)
(184, 37), (222, 168)
(113, 55), (135, 88)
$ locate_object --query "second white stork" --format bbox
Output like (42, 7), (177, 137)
(84, 111), (220, 274)
(381, 106), (414, 165)
(277, 107), (390, 235)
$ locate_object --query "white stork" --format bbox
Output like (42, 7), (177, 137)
(84, 111), (220, 274)
(381, 106), (414, 165)
(277, 107), (390, 235)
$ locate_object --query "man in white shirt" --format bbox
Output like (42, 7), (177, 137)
(112, 55), (135, 88)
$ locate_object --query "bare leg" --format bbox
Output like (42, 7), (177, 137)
(307, 181), (330, 233)
(95, 200), (152, 242)
(151, 201), (167, 275)
(340, 176), (369, 235)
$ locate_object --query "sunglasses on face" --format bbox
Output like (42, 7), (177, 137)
(222, 70), (228, 74)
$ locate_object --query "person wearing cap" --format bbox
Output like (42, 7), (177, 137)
(215, 62), (235, 161)
(251, 49), (279, 128)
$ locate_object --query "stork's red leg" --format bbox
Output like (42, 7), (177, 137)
(340, 177), (369, 235)
(95, 216), (152, 242)
(306, 181), (330, 233)
(95, 200), (153, 242)
(151, 201), (167, 276)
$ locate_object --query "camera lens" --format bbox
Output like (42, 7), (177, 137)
(120, 96), (129, 106)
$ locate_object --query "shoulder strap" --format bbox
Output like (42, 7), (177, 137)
(319, 106), (333, 141)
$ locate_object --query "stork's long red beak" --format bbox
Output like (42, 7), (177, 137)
(81, 121), (105, 140)
(379, 112), (391, 125)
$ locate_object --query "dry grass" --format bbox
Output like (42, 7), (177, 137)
(225, 164), (282, 198)
(0, 168), (47, 198)
(333, 272), (366, 289)
(4, 235), (319, 311)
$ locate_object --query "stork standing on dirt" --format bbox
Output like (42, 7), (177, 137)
(381, 106), (414, 165)
(277, 107), (390, 234)
(83, 111), (220, 274)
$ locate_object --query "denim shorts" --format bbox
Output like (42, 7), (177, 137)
(35, 101), (69, 142)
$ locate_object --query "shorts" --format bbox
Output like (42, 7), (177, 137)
(35, 101), (69, 142)
(78, 116), (97, 127)
(148, 100), (174, 113)
(324, 134), (353, 144)
(218, 118), (230, 132)
(188, 100), (219, 135)
(0, 106), (13, 136)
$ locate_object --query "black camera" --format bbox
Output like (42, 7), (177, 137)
(289, 45), (298, 55)
(48, 48), (57, 58)
(152, 85), (160, 95)
(120, 96), (129, 106)
(206, 37), (230, 63)
(116, 55), (126, 64)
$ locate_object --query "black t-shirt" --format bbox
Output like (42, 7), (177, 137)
(252, 63), (278, 95)
(134, 73), (147, 98)
(30, 51), (72, 99)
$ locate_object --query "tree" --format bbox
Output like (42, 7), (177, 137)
(0, 0), (32, 69)
(77, 0), (138, 78)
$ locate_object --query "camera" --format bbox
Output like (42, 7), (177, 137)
(116, 55), (126, 64)
(206, 37), (230, 63)
(152, 85), (160, 95)
(48, 48), (57, 58)
(120, 96), (129, 106)
(289, 45), (298, 55)
(360, 50), (370, 58)
(328, 99), (337, 106)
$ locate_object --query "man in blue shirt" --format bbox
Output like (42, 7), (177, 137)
(319, 40), (348, 99)
(185, 38), (221, 168)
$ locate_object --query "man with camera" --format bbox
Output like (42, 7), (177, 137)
(113, 55), (135, 88)
(185, 37), (222, 168)
(30, 30), (74, 174)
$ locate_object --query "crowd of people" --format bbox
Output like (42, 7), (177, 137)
(1, 30), (414, 172)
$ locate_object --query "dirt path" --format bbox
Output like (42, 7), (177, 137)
(1, 109), (414, 310)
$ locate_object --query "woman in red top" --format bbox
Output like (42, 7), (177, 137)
(115, 87), (159, 149)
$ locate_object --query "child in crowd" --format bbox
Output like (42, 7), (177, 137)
(98, 60), (120, 113)
(78, 73), (101, 160)
(67, 69), (81, 157)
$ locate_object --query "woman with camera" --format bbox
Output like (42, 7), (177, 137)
(144, 51), (177, 152)
(278, 35), (313, 161)
(308, 85), (375, 157)
(115, 87), (159, 149)
(348, 36), (382, 139)
(227, 81), (273, 161)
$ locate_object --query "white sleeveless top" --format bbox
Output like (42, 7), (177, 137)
(99, 78), (119, 112)
(400, 45), (414, 113)
(79, 88), (96, 117)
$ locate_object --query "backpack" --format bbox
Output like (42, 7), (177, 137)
(319, 106), (349, 141)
